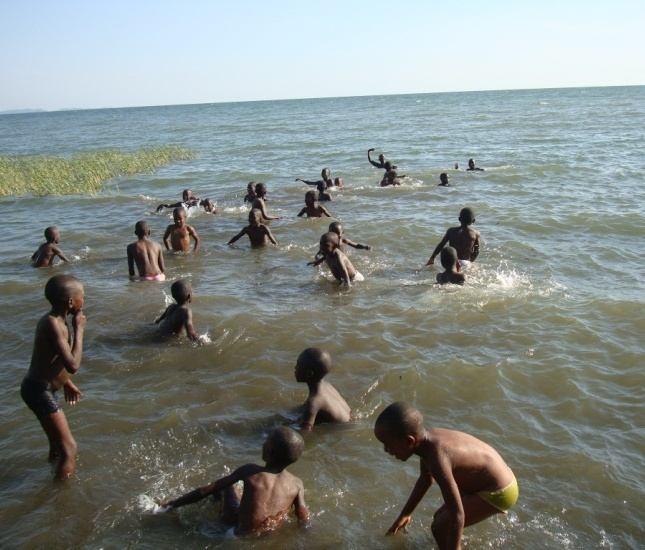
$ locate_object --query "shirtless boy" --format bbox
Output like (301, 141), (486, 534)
(467, 158), (484, 171)
(243, 182), (257, 203)
(296, 167), (334, 189)
(156, 189), (200, 212)
(297, 190), (332, 218)
(251, 183), (281, 221)
(375, 402), (518, 549)
(426, 208), (480, 268)
(127, 220), (166, 281)
(163, 208), (200, 253)
(368, 148), (397, 170)
(228, 209), (278, 248)
(21, 275), (85, 480)
(294, 347), (351, 431)
(309, 222), (371, 267)
(313, 232), (363, 286)
(438, 173), (450, 187)
(380, 168), (405, 187)
(161, 427), (309, 537)
(436, 247), (465, 286)
(31, 226), (70, 267)
(155, 279), (198, 341)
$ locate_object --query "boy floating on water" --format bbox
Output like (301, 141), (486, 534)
(21, 275), (85, 480)
(426, 208), (480, 269)
(163, 207), (200, 253)
(156, 189), (200, 212)
(228, 209), (278, 248)
(294, 347), (351, 431)
(297, 190), (332, 218)
(31, 226), (70, 267)
(374, 402), (518, 549)
(310, 232), (363, 286)
(160, 427), (309, 537)
(436, 247), (465, 285)
(155, 279), (199, 341)
(251, 183), (281, 221)
(127, 220), (166, 281)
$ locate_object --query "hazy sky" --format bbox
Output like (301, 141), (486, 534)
(1, 0), (644, 110)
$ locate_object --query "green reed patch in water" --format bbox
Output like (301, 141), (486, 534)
(0, 146), (196, 196)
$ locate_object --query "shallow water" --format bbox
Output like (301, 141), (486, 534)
(0, 86), (644, 549)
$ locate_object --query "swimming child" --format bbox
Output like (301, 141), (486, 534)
(228, 209), (278, 247)
(200, 198), (217, 214)
(374, 402), (519, 548)
(308, 222), (371, 267)
(31, 226), (70, 267)
(380, 168), (404, 187)
(251, 183), (281, 221)
(156, 189), (200, 212)
(243, 182), (257, 204)
(436, 247), (465, 285)
(154, 279), (199, 341)
(127, 220), (166, 281)
(163, 207), (200, 253)
(467, 158), (485, 171)
(368, 148), (397, 170)
(312, 232), (363, 286)
(438, 173), (450, 187)
(426, 208), (480, 268)
(160, 426), (309, 537)
(294, 348), (351, 431)
(297, 190), (332, 218)
(21, 275), (85, 480)
(296, 167), (334, 189)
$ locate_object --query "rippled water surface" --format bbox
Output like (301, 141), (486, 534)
(0, 87), (644, 549)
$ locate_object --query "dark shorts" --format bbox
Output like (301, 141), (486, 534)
(20, 377), (60, 419)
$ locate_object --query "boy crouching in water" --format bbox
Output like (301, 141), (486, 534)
(161, 427), (309, 537)
(374, 402), (518, 549)
(294, 348), (351, 431)
(21, 275), (86, 480)
(155, 279), (199, 342)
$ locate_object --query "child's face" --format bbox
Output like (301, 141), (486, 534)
(320, 240), (335, 255)
(374, 426), (415, 461)
(174, 212), (186, 226)
(69, 289), (85, 314)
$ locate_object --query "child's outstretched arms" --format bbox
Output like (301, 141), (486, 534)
(342, 237), (371, 250)
(387, 462), (433, 535)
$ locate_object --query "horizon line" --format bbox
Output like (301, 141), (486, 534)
(2, 83), (643, 116)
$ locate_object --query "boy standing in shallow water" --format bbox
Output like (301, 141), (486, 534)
(228, 209), (278, 248)
(127, 220), (166, 281)
(21, 275), (85, 480)
(155, 279), (199, 341)
(163, 207), (200, 253)
(436, 247), (465, 286)
(294, 348), (351, 431)
(160, 427), (309, 537)
(309, 222), (371, 267)
(426, 207), (480, 268)
(31, 226), (70, 267)
(374, 402), (518, 549)
(297, 190), (332, 218)
(310, 232), (363, 286)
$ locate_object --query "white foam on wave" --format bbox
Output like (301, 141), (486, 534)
(197, 332), (212, 345)
(137, 494), (171, 514)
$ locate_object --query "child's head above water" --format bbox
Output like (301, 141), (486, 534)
(44, 226), (60, 243)
(255, 182), (267, 197)
(328, 221), (342, 236)
(319, 231), (340, 254)
(171, 279), (192, 305)
(134, 220), (150, 238)
(439, 173), (449, 185)
(305, 190), (317, 205)
(374, 402), (424, 461)
(440, 246), (459, 270)
(44, 274), (84, 312)
(182, 189), (195, 202)
(384, 161), (392, 171)
(321, 167), (331, 180)
(295, 347), (331, 383)
(173, 207), (187, 226)
(458, 207), (475, 226)
(247, 181), (256, 192)
(262, 426), (305, 469)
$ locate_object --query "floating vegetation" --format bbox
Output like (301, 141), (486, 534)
(0, 146), (196, 196)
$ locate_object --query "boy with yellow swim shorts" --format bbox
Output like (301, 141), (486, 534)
(375, 402), (518, 549)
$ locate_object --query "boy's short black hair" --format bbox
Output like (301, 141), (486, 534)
(135, 220), (149, 237)
(297, 347), (332, 380)
(375, 402), (424, 438)
(384, 161), (392, 170)
(171, 279), (191, 304)
(45, 274), (83, 307)
(255, 182), (267, 195)
(44, 226), (58, 242)
(305, 190), (317, 201)
(320, 231), (339, 247)
(267, 426), (305, 467)
(459, 207), (475, 225)
(328, 221), (342, 234)
(440, 246), (458, 269)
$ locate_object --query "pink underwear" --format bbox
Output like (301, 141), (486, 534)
(140, 273), (166, 282)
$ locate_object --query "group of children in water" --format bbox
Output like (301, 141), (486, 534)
(23, 150), (516, 548)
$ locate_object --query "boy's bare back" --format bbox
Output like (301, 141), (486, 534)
(32, 243), (66, 268)
(445, 226), (480, 261)
(325, 249), (357, 282)
(127, 239), (164, 278)
(303, 380), (351, 426)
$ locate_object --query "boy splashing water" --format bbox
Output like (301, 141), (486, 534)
(374, 402), (518, 549)
(160, 427), (309, 537)
(31, 226), (70, 267)
(21, 275), (86, 480)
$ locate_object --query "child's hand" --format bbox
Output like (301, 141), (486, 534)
(64, 382), (82, 405)
(387, 514), (412, 535)
(72, 310), (87, 330)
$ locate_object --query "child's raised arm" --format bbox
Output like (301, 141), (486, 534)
(228, 227), (248, 245)
(387, 461), (433, 534)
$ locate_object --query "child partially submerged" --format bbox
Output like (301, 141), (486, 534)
(309, 232), (363, 286)
(309, 222), (371, 267)
(294, 348), (351, 431)
(160, 427), (309, 537)
(297, 190), (332, 218)
(31, 226), (70, 267)
(436, 246), (465, 285)
(228, 209), (278, 248)
(127, 220), (166, 281)
(155, 279), (199, 341)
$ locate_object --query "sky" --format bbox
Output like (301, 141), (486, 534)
(1, 0), (644, 111)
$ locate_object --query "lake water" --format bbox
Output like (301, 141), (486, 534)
(0, 86), (643, 548)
